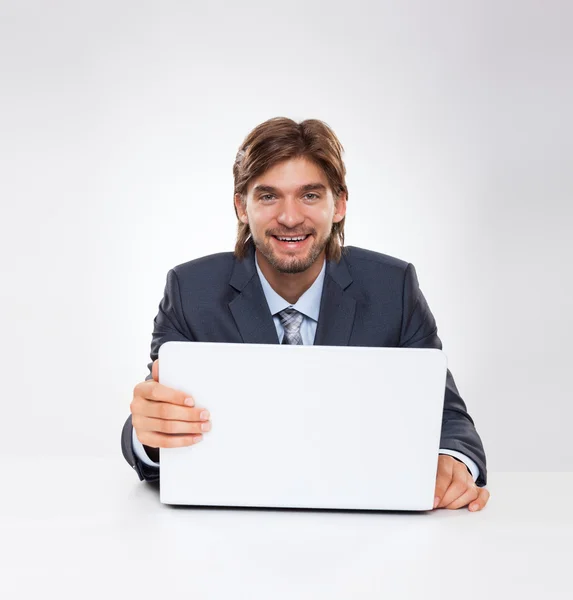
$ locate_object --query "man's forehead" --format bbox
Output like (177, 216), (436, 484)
(251, 182), (328, 195)
(248, 158), (329, 194)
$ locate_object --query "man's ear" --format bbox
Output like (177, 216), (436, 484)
(333, 191), (347, 223)
(234, 193), (248, 224)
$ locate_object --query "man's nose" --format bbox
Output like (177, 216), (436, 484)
(276, 198), (305, 227)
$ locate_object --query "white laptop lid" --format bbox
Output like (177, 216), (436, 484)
(158, 341), (447, 511)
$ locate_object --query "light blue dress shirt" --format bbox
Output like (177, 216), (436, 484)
(133, 253), (480, 484)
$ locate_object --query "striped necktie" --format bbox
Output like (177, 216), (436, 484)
(277, 308), (304, 345)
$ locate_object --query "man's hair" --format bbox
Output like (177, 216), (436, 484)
(233, 117), (349, 262)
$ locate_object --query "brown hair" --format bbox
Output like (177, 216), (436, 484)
(233, 117), (349, 262)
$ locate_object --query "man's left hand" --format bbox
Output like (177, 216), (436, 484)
(433, 454), (490, 511)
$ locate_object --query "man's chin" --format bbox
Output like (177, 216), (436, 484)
(255, 237), (328, 274)
(267, 254), (313, 274)
(257, 247), (313, 274)
(273, 260), (313, 274)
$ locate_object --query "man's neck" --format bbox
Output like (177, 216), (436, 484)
(255, 249), (325, 305)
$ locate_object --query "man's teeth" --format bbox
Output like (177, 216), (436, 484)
(276, 235), (308, 242)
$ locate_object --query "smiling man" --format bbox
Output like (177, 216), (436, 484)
(122, 116), (490, 512)
(236, 157), (344, 305)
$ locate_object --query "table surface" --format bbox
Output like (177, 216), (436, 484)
(1, 457), (571, 600)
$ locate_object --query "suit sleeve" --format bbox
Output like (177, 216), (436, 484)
(121, 268), (194, 482)
(398, 263), (487, 486)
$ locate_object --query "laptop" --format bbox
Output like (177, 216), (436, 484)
(158, 341), (447, 511)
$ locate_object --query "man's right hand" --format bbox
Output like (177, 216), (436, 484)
(131, 359), (211, 448)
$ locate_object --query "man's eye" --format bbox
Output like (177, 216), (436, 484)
(259, 193), (319, 201)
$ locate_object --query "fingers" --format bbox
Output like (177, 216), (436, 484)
(437, 461), (476, 508)
(434, 455), (479, 509)
(133, 380), (195, 407)
(433, 455), (454, 508)
(136, 430), (204, 448)
(131, 402), (212, 449)
(434, 455), (491, 511)
(133, 415), (212, 435)
(467, 486), (491, 512)
(131, 372), (212, 449)
(442, 471), (479, 509)
(131, 396), (210, 422)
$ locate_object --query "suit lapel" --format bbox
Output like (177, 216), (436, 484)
(228, 243), (356, 346)
(314, 250), (356, 346)
(228, 244), (279, 344)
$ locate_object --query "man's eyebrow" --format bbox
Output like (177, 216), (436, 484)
(252, 183), (327, 194)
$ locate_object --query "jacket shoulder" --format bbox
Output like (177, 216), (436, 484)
(343, 245), (410, 271)
(171, 251), (237, 283)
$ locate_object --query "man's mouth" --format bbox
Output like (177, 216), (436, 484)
(271, 234), (311, 248)
(273, 235), (310, 242)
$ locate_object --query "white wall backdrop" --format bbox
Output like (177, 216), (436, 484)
(1, 0), (571, 471)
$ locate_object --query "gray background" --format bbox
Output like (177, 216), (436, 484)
(1, 0), (571, 472)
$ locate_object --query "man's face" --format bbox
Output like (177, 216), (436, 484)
(234, 157), (346, 274)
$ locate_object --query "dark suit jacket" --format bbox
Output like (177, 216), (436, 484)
(121, 242), (487, 486)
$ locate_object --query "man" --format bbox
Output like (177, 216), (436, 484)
(121, 117), (490, 512)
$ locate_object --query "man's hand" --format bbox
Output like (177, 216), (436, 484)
(433, 454), (490, 511)
(131, 359), (212, 448)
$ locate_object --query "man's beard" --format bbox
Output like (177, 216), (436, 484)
(253, 230), (331, 274)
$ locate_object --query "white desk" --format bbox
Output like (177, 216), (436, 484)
(1, 458), (571, 599)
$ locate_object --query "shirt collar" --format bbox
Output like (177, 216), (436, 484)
(254, 251), (326, 322)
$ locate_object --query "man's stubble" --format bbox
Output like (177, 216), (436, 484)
(253, 229), (331, 274)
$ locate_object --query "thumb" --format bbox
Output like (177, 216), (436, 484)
(152, 359), (159, 382)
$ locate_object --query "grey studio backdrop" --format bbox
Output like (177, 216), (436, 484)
(1, 0), (571, 474)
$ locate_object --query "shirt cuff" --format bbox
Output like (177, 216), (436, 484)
(132, 427), (160, 467)
(438, 448), (480, 482)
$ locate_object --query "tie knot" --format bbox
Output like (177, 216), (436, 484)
(277, 308), (304, 345)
